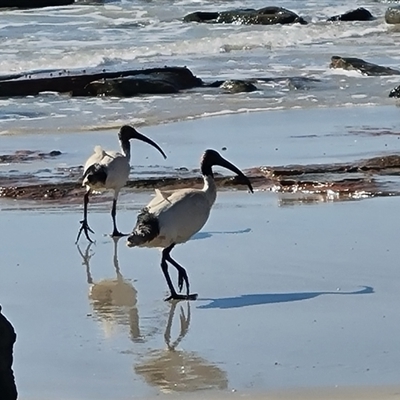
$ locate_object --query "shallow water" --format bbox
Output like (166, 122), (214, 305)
(1, 106), (400, 205)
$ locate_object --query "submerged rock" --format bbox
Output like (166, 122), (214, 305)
(0, 306), (17, 400)
(220, 80), (258, 93)
(327, 7), (374, 22)
(330, 56), (400, 76)
(385, 5), (400, 24)
(284, 76), (320, 90)
(183, 7), (307, 25)
(206, 76), (320, 91)
(261, 154), (400, 177)
(0, 0), (73, 8)
(389, 85), (400, 98)
(3, 154), (400, 202)
(258, 155), (400, 199)
(0, 150), (62, 163)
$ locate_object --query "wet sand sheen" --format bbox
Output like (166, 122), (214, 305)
(146, 386), (400, 400)
(1, 191), (400, 399)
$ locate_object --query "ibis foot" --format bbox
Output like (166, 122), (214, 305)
(76, 219), (95, 244)
(165, 293), (198, 302)
(111, 231), (128, 238)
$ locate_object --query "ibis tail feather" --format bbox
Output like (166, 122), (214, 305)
(127, 208), (159, 247)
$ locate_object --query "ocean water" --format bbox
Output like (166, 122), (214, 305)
(0, 0), (399, 134)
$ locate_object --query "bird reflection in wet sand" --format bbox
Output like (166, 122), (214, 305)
(77, 238), (141, 342)
(134, 301), (228, 393)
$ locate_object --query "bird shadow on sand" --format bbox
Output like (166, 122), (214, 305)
(191, 227), (251, 241)
(197, 286), (374, 309)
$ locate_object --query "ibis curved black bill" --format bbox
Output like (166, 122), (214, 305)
(217, 157), (254, 193)
(120, 125), (167, 159)
(201, 149), (254, 193)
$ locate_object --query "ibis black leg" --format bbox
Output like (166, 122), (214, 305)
(163, 244), (190, 294)
(76, 191), (95, 243)
(161, 253), (179, 300)
(111, 198), (126, 237)
(161, 244), (198, 301)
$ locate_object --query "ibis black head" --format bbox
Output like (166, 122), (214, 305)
(200, 149), (253, 193)
(119, 125), (167, 159)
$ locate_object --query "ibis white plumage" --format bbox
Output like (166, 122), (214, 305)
(76, 125), (167, 243)
(126, 149), (253, 301)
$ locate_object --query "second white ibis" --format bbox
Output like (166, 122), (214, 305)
(76, 125), (167, 243)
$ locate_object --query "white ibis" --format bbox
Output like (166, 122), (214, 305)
(126, 149), (253, 301)
(76, 125), (167, 243)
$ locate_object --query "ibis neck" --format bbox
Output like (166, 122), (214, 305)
(202, 174), (217, 206)
(120, 139), (131, 160)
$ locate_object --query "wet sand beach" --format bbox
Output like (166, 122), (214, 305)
(1, 106), (400, 399)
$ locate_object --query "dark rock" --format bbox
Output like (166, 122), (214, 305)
(183, 12), (219, 23)
(0, 66), (203, 97)
(0, 305), (17, 400)
(206, 80), (226, 88)
(86, 75), (179, 97)
(184, 7), (307, 25)
(206, 76), (320, 89)
(385, 6), (400, 24)
(389, 85), (400, 98)
(220, 80), (258, 93)
(48, 150), (62, 157)
(330, 56), (400, 76)
(0, 0), (73, 8)
(0, 150), (62, 163)
(327, 7), (374, 21)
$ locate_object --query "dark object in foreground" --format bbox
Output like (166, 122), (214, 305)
(0, 66), (203, 97)
(0, 0), (73, 8)
(330, 56), (400, 76)
(0, 305), (17, 400)
(327, 7), (374, 22)
(183, 6), (307, 25)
